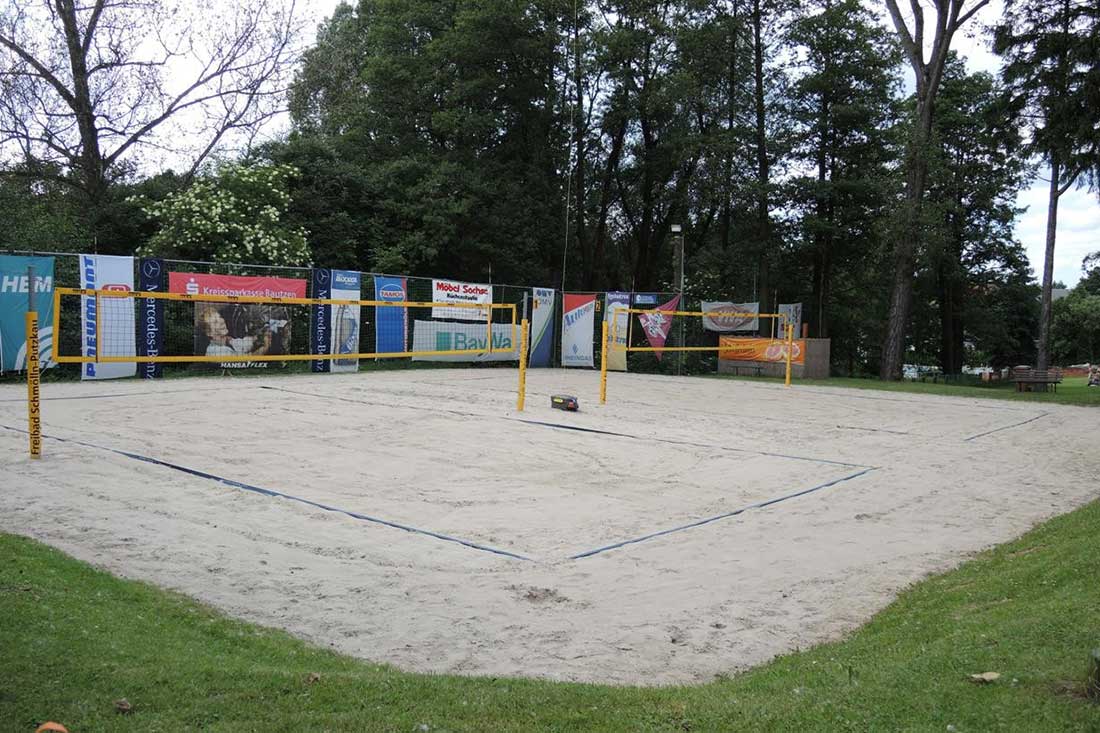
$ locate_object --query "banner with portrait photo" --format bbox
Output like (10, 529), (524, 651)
(604, 291), (630, 372)
(168, 272), (306, 368)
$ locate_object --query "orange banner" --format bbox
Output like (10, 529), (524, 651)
(719, 337), (805, 364)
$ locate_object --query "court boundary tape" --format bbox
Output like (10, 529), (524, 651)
(0, 423), (532, 562)
(963, 412), (1049, 442)
(568, 467), (877, 560)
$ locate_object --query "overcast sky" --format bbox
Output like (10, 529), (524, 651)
(300, 0), (1098, 286)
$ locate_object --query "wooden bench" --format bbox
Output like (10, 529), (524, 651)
(1009, 367), (1063, 392)
(728, 364), (764, 377)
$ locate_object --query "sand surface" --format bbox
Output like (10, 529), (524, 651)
(1, 369), (1096, 685)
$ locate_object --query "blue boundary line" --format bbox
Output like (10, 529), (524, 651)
(963, 412), (1049, 442)
(0, 423), (532, 562)
(568, 467), (876, 560)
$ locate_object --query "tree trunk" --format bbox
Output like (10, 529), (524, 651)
(751, 0), (771, 332)
(1036, 157), (1061, 370)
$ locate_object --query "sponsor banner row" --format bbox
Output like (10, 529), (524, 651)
(718, 337), (806, 365)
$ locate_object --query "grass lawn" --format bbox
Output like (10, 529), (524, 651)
(715, 374), (1100, 407)
(3, 500), (1100, 732)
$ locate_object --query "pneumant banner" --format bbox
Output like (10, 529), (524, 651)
(528, 287), (554, 367)
(561, 293), (596, 367)
(432, 279), (492, 321)
(0, 255), (55, 374)
(410, 320), (517, 362)
(80, 254), (136, 380)
(605, 291), (630, 372)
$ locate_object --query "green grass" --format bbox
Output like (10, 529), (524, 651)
(714, 374), (1100, 407)
(4, 502), (1100, 732)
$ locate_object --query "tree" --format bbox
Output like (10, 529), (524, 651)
(880, 0), (989, 379)
(994, 0), (1099, 369)
(0, 0), (301, 236)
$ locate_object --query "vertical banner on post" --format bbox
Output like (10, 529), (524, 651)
(778, 303), (803, 338)
(604, 291), (630, 372)
(137, 258), (165, 378)
(80, 254), (136, 380)
(310, 269), (331, 373)
(0, 255), (54, 374)
(561, 293), (596, 367)
(329, 270), (360, 373)
(528, 287), (555, 367)
(374, 276), (408, 354)
(637, 294), (681, 360)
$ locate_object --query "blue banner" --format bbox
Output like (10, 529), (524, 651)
(0, 255), (54, 373)
(374, 276), (407, 354)
(138, 258), (164, 378)
(529, 287), (554, 367)
(310, 268), (331, 372)
(633, 292), (658, 306)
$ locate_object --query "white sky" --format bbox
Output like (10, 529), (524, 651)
(298, 0), (1097, 286)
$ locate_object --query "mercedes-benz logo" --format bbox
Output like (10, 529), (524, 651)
(142, 259), (161, 278)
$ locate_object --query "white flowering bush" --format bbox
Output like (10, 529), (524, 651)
(136, 163), (310, 266)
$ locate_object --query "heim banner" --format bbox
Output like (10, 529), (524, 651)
(168, 272), (306, 368)
(374, 276), (408, 354)
(561, 293), (596, 367)
(638, 294), (681, 360)
(604, 291), (630, 372)
(410, 319), (517, 362)
(702, 301), (759, 332)
(0, 255), (55, 374)
(431, 279), (493, 321)
(80, 254), (136, 381)
(528, 287), (555, 367)
(137, 258), (165, 378)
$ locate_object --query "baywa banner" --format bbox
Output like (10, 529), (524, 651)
(431, 279), (493, 321)
(169, 272), (306, 368)
(310, 269), (360, 373)
(605, 291), (630, 372)
(138, 258), (165, 379)
(528, 287), (554, 367)
(561, 293), (596, 367)
(0, 255), (55, 374)
(778, 303), (803, 338)
(410, 319), (518, 362)
(374, 275), (408, 354)
(702, 301), (759, 332)
(81, 254), (136, 380)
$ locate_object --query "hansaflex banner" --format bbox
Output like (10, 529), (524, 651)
(431, 279), (492, 321)
(561, 293), (595, 367)
(374, 276), (408, 354)
(410, 320), (517, 362)
(0, 255), (54, 374)
(80, 254), (135, 381)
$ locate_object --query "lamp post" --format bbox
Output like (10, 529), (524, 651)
(671, 224), (684, 376)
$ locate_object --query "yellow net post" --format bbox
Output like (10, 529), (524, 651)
(517, 318), (528, 411)
(784, 319), (793, 388)
(600, 319), (608, 404)
(25, 310), (41, 459)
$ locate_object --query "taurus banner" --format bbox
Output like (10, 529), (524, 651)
(719, 337), (805, 364)
(702, 301), (759, 332)
(0, 255), (54, 374)
(529, 287), (555, 367)
(604, 291), (630, 371)
(80, 254), (136, 380)
(637, 294), (681, 361)
(374, 275), (408, 354)
(561, 293), (596, 367)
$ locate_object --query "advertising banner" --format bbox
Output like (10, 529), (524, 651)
(633, 292), (658, 307)
(702, 301), (759, 332)
(329, 270), (360, 373)
(374, 276), (408, 354)
(778, 302), (803, 338)
(605, 291), (630, 372)
(80, 254), (136, 380)
(431, 279), (492, 321)
(637, 294), (681, 360)
(310, 269), (332, 373)
(410, 319), (517, 362)
(528, 287), (555, 367)
(561, 293), (596, 367)
(168, 272), (305, 368)
(137, 258), (164, 378)
(719, 336), (805, 364)
(0, 255), (54, 373)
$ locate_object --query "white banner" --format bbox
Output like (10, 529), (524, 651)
(330, 270), (361, 373)
(702, 301), (759, 332)
(411, 319), (518, 362)
(431, 279), (493, 321)
(778, 303), (803, 338)
(80, 254), (135, 380)
(561, 293), (596, 367)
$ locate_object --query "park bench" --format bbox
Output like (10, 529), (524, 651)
(727, 364), (764, 377)
(1009, 366), (1063, 392)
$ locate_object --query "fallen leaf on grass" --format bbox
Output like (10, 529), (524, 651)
(307, 672), (322, 684)
(968, 672), (1001, 684)
(114, 698), (133, 714)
